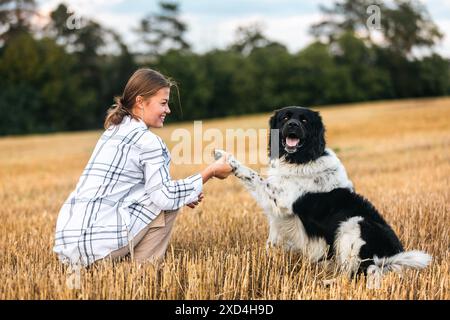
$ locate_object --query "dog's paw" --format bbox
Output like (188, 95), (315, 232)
(213, 149), (239, 171)
(322, 278), (337, 287)
(227, 155), (239, 171)
(265, 240), (276, 252)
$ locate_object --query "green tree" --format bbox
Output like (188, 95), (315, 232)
(290, 42), (352, 105)
(0, 33), (96, 134)
(45, 3), (138, 127)
(417, 54), (450, 97)
(381, 0), (443, 57)
(311, 0), (443, 58)
(243, 43), (292, 112)
(230, 23), (273, 56)
(310, 0), (447, 100)
(100, 31), (137, 118)
(134, 1), (190, 60)
(156, 50), (212, 121)
(311, 0), (382, 43)
(44, 3), (79, 49)
(333, 32), (393, 100)
(0, 0), (37, 44)
(201, 50), (244, 117)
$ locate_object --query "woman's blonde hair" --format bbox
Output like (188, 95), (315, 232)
(104, 68), (175, 129)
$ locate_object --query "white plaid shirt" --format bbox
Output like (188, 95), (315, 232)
(53, 116), (203, 266)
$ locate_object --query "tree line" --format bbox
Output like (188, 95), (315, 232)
(0, 0), (448, 135)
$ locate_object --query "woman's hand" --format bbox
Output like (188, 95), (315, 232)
(201, 153), (233, 183)
(211, 153), (234, 179)
(186, 192), (204, 209)
(211, 162), (233, 179)
(191, 154), (232, 209)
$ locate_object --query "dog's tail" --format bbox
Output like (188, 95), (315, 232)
(371, 250), (432, 273)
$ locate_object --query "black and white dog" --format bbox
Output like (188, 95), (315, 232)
(215, 106), (431, 277)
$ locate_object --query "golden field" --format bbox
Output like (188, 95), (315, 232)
(0, 97), (449, 299)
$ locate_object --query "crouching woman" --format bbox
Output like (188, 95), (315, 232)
(53, 68), (232, 267)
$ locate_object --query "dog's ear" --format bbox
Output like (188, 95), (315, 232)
(311, 111), (326, 154)
(269, 108), (280, 129)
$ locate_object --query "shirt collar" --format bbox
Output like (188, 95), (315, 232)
(123, 115), (148, 129)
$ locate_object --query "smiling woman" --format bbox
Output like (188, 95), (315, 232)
(53, 68), (233, 267)
(132, 87), (171, 128)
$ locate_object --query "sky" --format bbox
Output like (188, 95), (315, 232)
(36, 0), (450, 57)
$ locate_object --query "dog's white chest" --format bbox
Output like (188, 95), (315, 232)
(262, 151), (353, 259)
(267, 151), (354, 205)
(267, 174), (313, 207)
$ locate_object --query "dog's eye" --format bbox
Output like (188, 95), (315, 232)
(300, 116), (307, 123)
(282, 116), (289, 121)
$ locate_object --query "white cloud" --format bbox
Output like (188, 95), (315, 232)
(434, 19), (450, 57)
(36, 0), (128, 29)
(263, 14), (323, 52)
(35, 0), (449, 57)
(36, 0), (140, 46)
(38, 0), (124, 16)
(184, 13), (322, 53)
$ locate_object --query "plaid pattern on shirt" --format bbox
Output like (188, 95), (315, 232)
(53, 116), (202, 266)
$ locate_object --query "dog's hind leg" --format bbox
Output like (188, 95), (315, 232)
(333, 216), (366, 277)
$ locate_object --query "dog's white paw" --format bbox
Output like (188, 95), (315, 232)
(322, 278), (337, 287)
(265, 240), (276, 252)
(366, 265), (383, 289)
(228, 156), (239, 171)
(213, 149), (239, 171)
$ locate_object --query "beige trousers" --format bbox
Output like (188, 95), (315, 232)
(107, 210), (179, 264)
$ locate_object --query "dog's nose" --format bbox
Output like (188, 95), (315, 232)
(288, 121), (299, 127)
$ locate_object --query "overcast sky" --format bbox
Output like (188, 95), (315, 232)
(37, 0), (450, 57)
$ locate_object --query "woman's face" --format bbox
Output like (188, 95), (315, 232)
(134, 87), (171, 128)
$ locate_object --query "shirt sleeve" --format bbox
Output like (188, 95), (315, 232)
(139, 137), (203, 211)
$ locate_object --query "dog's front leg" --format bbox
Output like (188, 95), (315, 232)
(214, 149), (273, 193)
(214, 150), (287, 215)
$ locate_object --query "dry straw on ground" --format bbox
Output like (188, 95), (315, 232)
(0, 98), (449, 299)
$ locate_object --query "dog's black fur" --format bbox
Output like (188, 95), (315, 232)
(271, 106), (404, 274)
(293, 189), (404, 272)
(269, 107), (326, 163)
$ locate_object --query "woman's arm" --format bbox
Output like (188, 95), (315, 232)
(140, 144), (232, 211)
(200, 154), (232, 183)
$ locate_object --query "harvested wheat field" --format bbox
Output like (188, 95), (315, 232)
(0, 97), (449, 300)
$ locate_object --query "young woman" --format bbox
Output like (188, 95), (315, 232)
(53, 68), (232, 267)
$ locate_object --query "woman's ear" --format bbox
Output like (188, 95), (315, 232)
(135, 95), (144, 108)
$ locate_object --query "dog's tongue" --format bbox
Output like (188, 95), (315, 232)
(286, 137), (300, 147)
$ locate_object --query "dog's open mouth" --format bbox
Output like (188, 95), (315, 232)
(283, 133), (302, 153)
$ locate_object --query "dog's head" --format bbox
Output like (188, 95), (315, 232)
(268, 106), (326, 164)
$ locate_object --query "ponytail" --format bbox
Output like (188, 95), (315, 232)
(104, 96), (138, 129)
